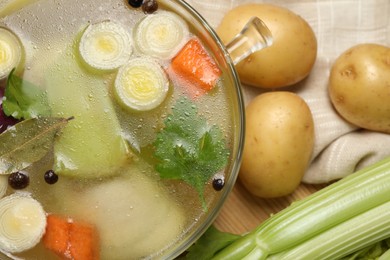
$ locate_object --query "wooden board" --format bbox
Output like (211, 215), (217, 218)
(214, 181), (326, 234)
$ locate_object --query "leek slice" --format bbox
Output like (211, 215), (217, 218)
(114, 57), (169, 111)
(0, 192), (46, 253)
(79, 20), (133, 70)
(0, 28), (22, 79)
(134, 11), (189, 59)
(0, 0), (40, 18)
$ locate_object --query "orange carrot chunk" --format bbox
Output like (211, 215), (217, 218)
(69, 220), (99, 260)
(171, 37), (222, 92)
(43, 214), (69, 256)
(43, 214), (99, 260)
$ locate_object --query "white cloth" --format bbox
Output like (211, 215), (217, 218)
(185, 0), (390, 183)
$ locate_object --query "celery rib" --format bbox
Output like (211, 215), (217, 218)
(212, 157), (390, 259)
(268, 201), (390, 259)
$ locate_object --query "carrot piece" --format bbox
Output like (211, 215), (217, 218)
(170, 37), (222, 93)
(43, 214), (70, 256)
(69, 220), (99, 260)
(42, 214), (99, 260)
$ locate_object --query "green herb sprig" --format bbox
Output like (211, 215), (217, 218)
(153, 98), (229, 209)
(2, 69), (50, 120)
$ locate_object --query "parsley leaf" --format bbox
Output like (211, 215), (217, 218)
(153, 98), (229, 209)
(2, 69), (51, 119)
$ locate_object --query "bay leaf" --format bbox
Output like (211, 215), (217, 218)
(0, 117), (70, 174)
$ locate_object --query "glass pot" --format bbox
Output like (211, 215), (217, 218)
(0, 0), (272, 259)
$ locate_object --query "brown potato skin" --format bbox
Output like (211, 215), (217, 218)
(329, 44), (390, 133)
(239, 92), (314, 198)
(216, 4), (317, 88)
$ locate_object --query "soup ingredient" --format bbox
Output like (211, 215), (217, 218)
(267, 203), (390, 259)
(0, 109), (16, 134)
(212, 178), (225, 191)
(328, 43), (390, 134)
(170, 38), (222, 94)
(188, 156), (390, 259)
(154, 98), (229, 208)
(0, 175), (7, 198)
(343, 239), (390, 260)
(79, 20), (133, 71)
(186, 226), (240, 260)
(8, 171), (29, 190)
(0, 109), (17, 134)
(0, 117), (70, 175)
(114, 57), (169, 111)
(240, 92), (314, 198)
(142, 0), (158, 14)
(0, 28), (23, 80)
(0, 192), (46, 253)
(128, 0), (143, 8)
(0, 87), (18, 134)
(2, 69), (50, 120)
(44, 170), (58, 184)
(61, 162), (185, 259)
(134, 11), (189, 59)
(43, 214), (99, 260)
(45, 46), (130, 179)
(216, 4), (317, 88)
(0, 0), (40, 17)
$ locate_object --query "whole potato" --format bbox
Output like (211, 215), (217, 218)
(217, 4), (317, 88)
(240, 92), (314, 198)
(329, 44), (390, 133)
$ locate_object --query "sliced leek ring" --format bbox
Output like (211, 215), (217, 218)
(134, 11), (189, 59)
(0, 192), (46, 253)
(79, 20), (133, 70)
(0, 0), (40, 18)
(0, 27), (22, 79)
(114, 57), (169, 111)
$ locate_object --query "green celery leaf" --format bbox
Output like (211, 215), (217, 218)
(0, 117), (70, 174)
(185, 225), (241, 260)
(154, 98), (229, 207)
(2, 69), (51, 119)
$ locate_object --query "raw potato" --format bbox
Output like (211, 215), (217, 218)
(329, 43), (390, 133)
(217, 4), (317, 88)
(240, 92), (314, 198)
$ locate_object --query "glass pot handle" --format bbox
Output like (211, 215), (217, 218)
(225, 17), (273, 65)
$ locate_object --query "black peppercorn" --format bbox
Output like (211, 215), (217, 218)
(212, 178), (225, 191)
(8, 171), (29, 190)
(142, 0), (158, 14)
(128, 0), (143, 8)
(44, 170), (59, 184)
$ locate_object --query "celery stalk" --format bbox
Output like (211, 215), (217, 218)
(268, 201), (390, 259)
(212, 157), (390, 259)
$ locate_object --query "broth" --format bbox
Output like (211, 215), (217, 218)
(0, 0), (240, 259)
